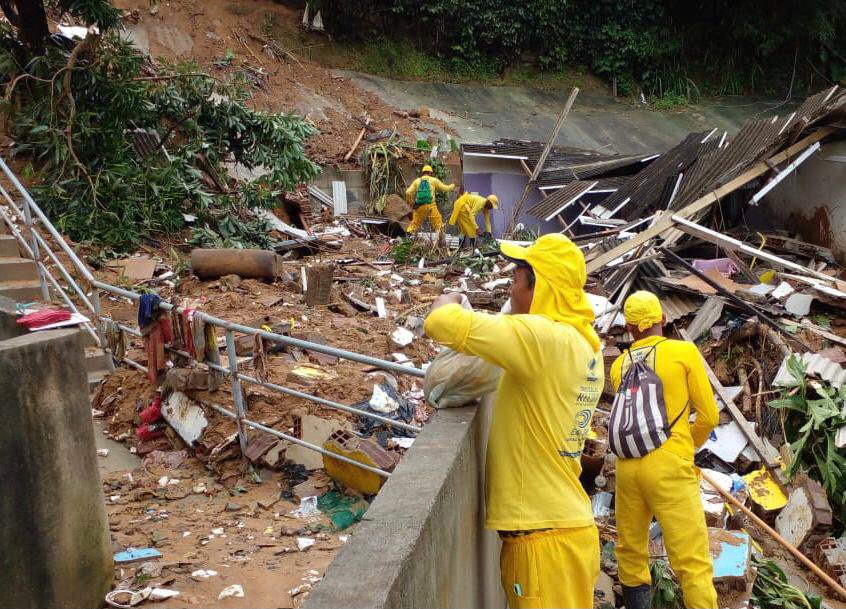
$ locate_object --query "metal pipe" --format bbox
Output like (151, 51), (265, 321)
(120, 331), (422, 433)
(0, 157), (95, 281)
(92, 280), (425, 378)
(31, 230), (96, 312)
(20, 192), (50, 301)
(207, 403), (391, 479)
(37, 261), (100, 344)
(224, 330), (249, 455)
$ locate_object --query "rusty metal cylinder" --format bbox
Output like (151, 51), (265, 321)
(191, 248), (281, 279)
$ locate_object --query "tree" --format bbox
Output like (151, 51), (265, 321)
(0, 0), (121, 55)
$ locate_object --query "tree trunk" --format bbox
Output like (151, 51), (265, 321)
(0, 0), (50, 55)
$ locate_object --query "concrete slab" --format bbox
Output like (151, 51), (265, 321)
(93, 420), (140, 473)
(340, 70), (773, 154)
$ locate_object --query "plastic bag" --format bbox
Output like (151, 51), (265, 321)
(423, 347), (502, 409)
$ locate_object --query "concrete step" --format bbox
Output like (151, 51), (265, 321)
(88, 369), (108, 392)
(85, 348), (109, 374)
(0, 257), (38, 282)
(0, 279), (41, 302)
(0, 235), (20, 257)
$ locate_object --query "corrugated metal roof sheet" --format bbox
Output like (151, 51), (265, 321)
(527, 180), (596, 220)
(773, 352), (846, 388)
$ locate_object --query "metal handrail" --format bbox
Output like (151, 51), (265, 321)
(0, 156), (424, 477)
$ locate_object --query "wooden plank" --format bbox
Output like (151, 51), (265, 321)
(679, 329), (780, 469)
(507, 87), (579, 232)
(585, 127), (836, 274)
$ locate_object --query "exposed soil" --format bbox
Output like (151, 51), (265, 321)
(112, 0), (451, 166)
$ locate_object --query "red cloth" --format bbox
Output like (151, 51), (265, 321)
(143, 317), (172, 385)
(16, 308), (72, 329)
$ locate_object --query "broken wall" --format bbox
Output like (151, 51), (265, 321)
(305, 399), (505, 609)
(462, 155), (560, 236)
(765, 138), (846, 262)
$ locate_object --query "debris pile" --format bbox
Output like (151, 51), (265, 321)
(572, 86), (846, 607)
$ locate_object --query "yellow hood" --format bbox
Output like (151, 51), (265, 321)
(500, 234), (600, 351)
(623, 290), (663, 332)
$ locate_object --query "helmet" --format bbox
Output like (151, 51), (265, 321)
(421, 165), (433, 174)
(486, 194), (499, 207)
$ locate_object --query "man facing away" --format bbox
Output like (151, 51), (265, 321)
(609, 290), (720, 609)
(405, 164), (455, 233)
(448, 191), (499, 249)
(424, 233), (604, 608)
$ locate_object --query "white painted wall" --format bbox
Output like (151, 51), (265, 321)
(763, 138), (846, 262)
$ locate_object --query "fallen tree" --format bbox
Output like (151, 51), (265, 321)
(0, 1), (320, 253)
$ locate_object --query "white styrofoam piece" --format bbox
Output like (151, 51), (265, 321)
(784, 292), (813, 316)
(771, 281), (795, 300)
(162, 392), (208, 447)
(699, 421), (748, 463)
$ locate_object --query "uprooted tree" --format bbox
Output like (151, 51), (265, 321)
(0, 0), (320, 253)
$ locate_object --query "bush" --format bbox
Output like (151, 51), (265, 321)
(0, 29), (319, 252)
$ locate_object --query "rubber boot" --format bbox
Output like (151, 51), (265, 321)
(622, 584), (652, 609)
(457, 236), (467, 251)
(469, 238), (477, 251)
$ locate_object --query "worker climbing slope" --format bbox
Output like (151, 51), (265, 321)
(405, 164), (455, 233)
(609, 291), (720, 609)
(424, 234), (604, 609)
(449, 192), (498, 250)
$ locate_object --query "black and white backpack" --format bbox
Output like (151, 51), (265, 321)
(608, 340), (687, 459)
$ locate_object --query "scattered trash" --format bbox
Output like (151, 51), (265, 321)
(290, 496), (320, 519)
(217, 584), (245, 600)
(97, 448), (110, 457)
(296, 537), (316, 551)
(191, 569), (218, 579)
(113, 547), (162, 564)
(391, 326), (415, 347)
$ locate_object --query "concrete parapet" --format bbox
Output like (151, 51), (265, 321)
(306, 400), (505, 609)
(0, 329), (112, 609)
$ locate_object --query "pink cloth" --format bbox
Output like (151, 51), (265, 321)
(16, 308), (72, 329)
(691, 258), (739, 277)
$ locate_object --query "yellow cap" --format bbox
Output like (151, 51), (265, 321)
(623, 290), (663, 332)
(486, 194), (499, 208)
(499, 234), (599, 351)
(421, 165), (433, 173)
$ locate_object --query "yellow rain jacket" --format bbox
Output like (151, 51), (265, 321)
(424, 233), (603, 608)
(610, 334), (720, 608)
(449, 193), (495, 237)
(405, 175), (455, 206)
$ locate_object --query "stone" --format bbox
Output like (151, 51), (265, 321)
(225, 502), (243, 512)
(775, 478), (833, 550)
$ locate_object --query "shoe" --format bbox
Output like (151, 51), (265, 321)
(622, 584), (652, 609)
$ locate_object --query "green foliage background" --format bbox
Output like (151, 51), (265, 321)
(315, 0), (846, 98)
(0, 6), (319, 253)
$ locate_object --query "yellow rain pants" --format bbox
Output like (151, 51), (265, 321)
(406, 203), (443, 233)
(500, 526), (599, 609)
(616, 448), (718, 609)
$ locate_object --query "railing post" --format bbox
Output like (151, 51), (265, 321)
(90, 288), (114, 371)
(22, 196), (49, 301)
(224, 330), (249, 455)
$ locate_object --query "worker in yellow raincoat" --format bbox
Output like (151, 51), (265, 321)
(405, 165), (455, 233)
(425, 234), (604, 609)
(448, 192), (498, 250)
(609, 291), (720, 609)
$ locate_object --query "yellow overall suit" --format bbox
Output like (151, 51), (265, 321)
(448, 193), (496, 238)
(405, 174), (455, 233)
(425, 234), (604, 609)
(610, 332), (720, 609)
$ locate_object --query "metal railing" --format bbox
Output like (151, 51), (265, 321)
(0, 157), (424, 479)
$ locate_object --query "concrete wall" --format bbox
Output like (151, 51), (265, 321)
(0, 329), (113, 609)
(764, 138), (846, 262)
(306, 401), (505, 609)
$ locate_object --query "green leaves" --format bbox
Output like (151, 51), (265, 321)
(768, 355), (846, 532)
(1, 30), (318, 253)
(752, 558), (819, 609)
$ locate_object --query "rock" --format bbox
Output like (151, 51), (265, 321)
(775, 478), (832, 550)
(382, 194), (412, 224)
(225, 502), (243, 512)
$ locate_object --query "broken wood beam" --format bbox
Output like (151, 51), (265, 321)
(585, 127), (836, 274)
(678, 328), (780, 470)
(663, 248), (811, 352)
(700, 470), (846, 602)
(344, 120), (370, 162)
(672, 215), (836, 284)
(507, 87), (579, 233)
